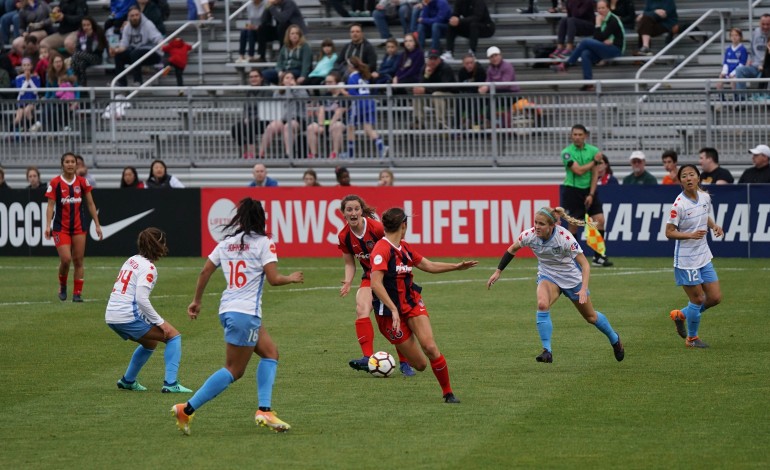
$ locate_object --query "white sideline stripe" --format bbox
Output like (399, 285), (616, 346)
(0, 267), (753, 307)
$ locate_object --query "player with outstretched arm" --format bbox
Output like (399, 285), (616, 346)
(172, 198), (303, 435)
(487, 206), (624, 364)
(665, 164), (724, 348)
(369, 207), (478, 404)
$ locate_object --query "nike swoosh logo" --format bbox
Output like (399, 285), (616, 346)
(91, 209), (155, 240)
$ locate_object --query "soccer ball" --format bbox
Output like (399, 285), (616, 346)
(368, 351), (396, 378)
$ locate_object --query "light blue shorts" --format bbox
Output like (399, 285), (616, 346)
(219, 311), (262, 347)
(537, 274), (588, 302)
(674, 262), (718, 286)
(108, 318), (153, 341)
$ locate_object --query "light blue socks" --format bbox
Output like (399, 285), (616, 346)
(536, 311), (553, 352)
(593, 311), (619, 345)
(683, 301), (703, 337)
(124, 344), (154, 382)
(188, 368), (235, 410)
(163, 335), (182, 386)
(257, 358), (278, 409)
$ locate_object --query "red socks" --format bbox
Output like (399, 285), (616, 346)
(59, 274), (67, 288)
(73, 279), (84, 296)
(354, 318), (374, 357)
(396, 351), (408, 364)
(430, 354), (452, 395)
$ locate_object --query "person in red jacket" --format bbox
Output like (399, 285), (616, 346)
(162, 37), (192, 94)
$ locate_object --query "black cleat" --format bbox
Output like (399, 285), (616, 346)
(348, 356), (369, 372)
(72, 294), (83, 303)
(612, 335), (625, 361)
(536, 349), (553, 363)
(592, 255), (614, 267)
(58, 286), (67, 301)
(443, 392), (460, 404)
(670, 310), (687, 338)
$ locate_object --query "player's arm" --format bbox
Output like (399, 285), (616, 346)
(573, 252), (591, 304)
(264, 261), (304, 286)
(487, 241), (522, 289)
(188, 259), (217, 320)
(707, 217), (724, 237)
(665, 223), (706, 240)
(136, 285), (165, 326)
(44, 197), (54, 239)
(415, 258), (478, 274)
(340, 252), (357, 297)
(370, 269), (400, 332)
(84, 191), (102, 240)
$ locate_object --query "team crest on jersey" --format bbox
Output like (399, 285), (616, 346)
(563, 153), (571, 161)
(670, 209), (677, 218)
(146, 273), (154, 283)
(74, 186), (81, 194)
(269, 243), (276, 253)
(551, 247), (562, 255)
(373, 254), (383, 265)
(365, 240), (375, 250)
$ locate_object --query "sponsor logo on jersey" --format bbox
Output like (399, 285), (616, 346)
(670, 209), (677, 218)
(354, 252), (370, 260)
(61, 196), (82, 204)
(395, 263), (412, 274)
(373, 254), (383, 265)
(146, 273), (154, 283)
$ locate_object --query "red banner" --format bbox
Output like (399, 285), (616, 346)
(200, 186), (559, 258)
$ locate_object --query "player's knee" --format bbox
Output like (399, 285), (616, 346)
(536, 300), (550, 311)
(708, 293), (722, 307)
(422, 343), (440, 360)
(227, 366), (246, 381)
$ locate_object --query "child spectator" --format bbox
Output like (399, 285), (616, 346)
(716, 28), (748, 92)
(43, 52), (78, 131)
(13, 57), (41, 132)
(392, 33), (424, 91)
(306, 71), (347, 159)
(371, 37), (399, 85)
(162, 37), (192, 95)
(34, 43), (49, 78)
(345, 56), (388, 158)
(305, 38), (337, 89)
(262, 24), (312, 85)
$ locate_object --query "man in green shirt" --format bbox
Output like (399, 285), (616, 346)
(622, 151), (658, 185)
(560, 124), (614, 267)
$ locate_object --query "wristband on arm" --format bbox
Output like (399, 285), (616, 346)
(497, 251), (515, 271)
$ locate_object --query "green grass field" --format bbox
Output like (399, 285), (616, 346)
(1, 256), (768, 469)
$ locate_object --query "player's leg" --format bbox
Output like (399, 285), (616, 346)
(70, 233), (86, 301)
(54, 233), (72, 300)
(253, 326), (290, 431)
(140, 323), (191, 393)
(699, 263), (722, 312)
(408, 313), (458, 403)
(349, 286), (375, 370)
(573, 296), (624, 361)
(113, 320), (156, 391)
(534, 278), (561, 362)
(680, 284), (709, 348)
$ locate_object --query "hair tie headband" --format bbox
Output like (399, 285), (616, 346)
(538, 208), (556, 222)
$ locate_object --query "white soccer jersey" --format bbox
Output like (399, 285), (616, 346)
(518, 226), (584, 289)
(105, 255), (159, 324)
(209, 233), (278, 317)
(666, 191), (713, 269)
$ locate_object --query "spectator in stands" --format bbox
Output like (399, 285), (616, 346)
(162, 37), (192, 94)
(738, 145), (770, 184)
(306, 71), (346, 159)
(39, 0), (86, 56)
(305, 38), (337, 89)
(303, 168), (320, 186)
(19, 0), (51, 43)
(596, 154), (618, 185)
(635, 0), (678, 56)
(26, 165), (46, 194)
(43, 52), (78, 132)
(13, 57), (41, 132)
(259, 0), (308, 61)
(378, 168), (394, 186)
(661, 149), (679, 185)
(456, 52), (485, 129)
(21, 33), (39, 69)
(413, 48), (456, 131)
(716, 28), (748, 94)
(233, 69), (273, 158)
(264, 22), (313, 85)
(259, 71), (309, 159)
(555, 0), (625, 92)
(335, 166), (351, 186)
(550, 0), (595, 60)
(622, 151), (657, 185)
(698, 147), (733, 185)
(110, 6), (163, 87)
(344, 56), (388, 158)
(146, 159), (184, 188)
(137, 0), (165, 35)
(759, 36), (770, 95)
(392, 32), (424, 89)
(120, 166), (146, 188)
(33, 41), (48, 77)
(189, 0), (213, 22)
(0, 0), (21, 51)
(70, 16), (106, 86)
(248, 163), (279, 187)
(0, 166), (9, 191)
(442, 0), (494, 61)
(518, 1), (563, 15)
(412, 0), (451, 52)
(734, 14), (770, 95)
(334, 23), (378, 79)
(236, 0), (267, 63)
(372, 36), (399, 85)
(372, 0), (416, 43)
(75, 154), (96, 187)
(479, 46), (518, 94)
(104, 0), (134, 40)
(350, 0), (375, 16)
(610, 0), (636, 29)
(1, 36), (24, 78)
(327, 0), (352, 18)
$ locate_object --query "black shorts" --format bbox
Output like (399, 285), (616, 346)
(560, 185), (603, 220)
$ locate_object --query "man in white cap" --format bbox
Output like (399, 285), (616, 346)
(622, 151), (658, 185)
(739, 144), (770, 183)
(479, 46), (518, 94)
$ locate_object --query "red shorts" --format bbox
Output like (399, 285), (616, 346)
(375, 301), (429, 345)
(360, 278), (371, 289)
(52, 231), (84, 248)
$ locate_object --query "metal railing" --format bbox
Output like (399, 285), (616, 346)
(1, 79), (769, 169)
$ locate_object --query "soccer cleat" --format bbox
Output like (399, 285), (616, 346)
(535, 349), (553, 363)
(399, 361), (416, 377)
(58, 286), (67, 301)
(669, 310), (687, 338)
(72, 294), (83, 303)
(161, 383), (193, 393)
(612, 335), (625, 362)
(592, 255), (614, 267)
(348, 356), (370, 372)
(171, 403), (194, 435)
(686, 336), (710, 349)
(117, 378), (147, 391)
(255, 410), (291, 432)
(443, 392), (460, 404)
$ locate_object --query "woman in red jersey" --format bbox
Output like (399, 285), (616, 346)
(337, 195), (414, 376)
(369, 207), (478, 403)
(44, 152), (103, 302)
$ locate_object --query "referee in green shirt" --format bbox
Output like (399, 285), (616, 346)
(560, 124), (614, 267)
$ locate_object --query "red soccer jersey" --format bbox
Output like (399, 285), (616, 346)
(45, 175), (92, 235)
(370, 237), (424, 316)
(337, 217), (384, 281)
